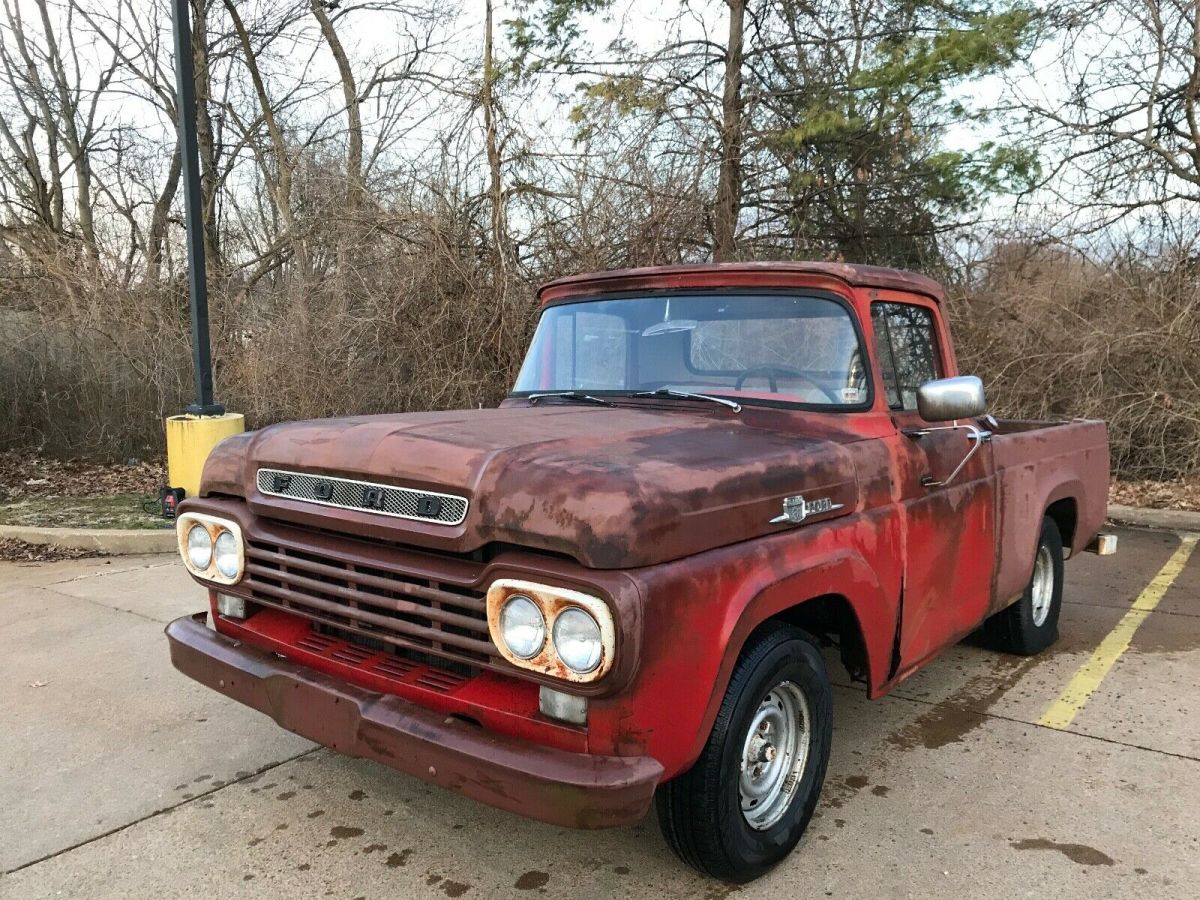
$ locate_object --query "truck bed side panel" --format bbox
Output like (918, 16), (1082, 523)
(990, 419), (1109, 612)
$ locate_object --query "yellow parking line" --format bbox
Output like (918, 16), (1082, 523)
(1039, 533), (1199, 730)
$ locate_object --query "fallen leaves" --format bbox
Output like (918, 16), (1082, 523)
(1110, 479), (1200, 513)
(0, 537), (106, 562)
(1, 452), (166, 532)
(0, 452), (165, 503)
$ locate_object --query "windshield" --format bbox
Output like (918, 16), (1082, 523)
(512, 293), (869, 407)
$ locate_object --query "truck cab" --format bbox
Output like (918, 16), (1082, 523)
(167, 262), (1113, 882)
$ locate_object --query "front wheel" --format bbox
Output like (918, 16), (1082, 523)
(655, 623), (832, 882)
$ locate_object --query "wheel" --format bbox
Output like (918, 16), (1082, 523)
(655, 623), (832, 882)
(982, 516), (1064, 655)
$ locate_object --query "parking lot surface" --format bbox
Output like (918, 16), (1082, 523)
(2, 525), (1198, 898)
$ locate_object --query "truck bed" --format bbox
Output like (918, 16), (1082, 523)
(989, 417), (1110, 612)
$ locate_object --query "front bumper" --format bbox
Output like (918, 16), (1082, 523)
(165, 613), (662, 828)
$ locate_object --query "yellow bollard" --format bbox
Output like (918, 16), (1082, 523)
(165, 413), (246, 498)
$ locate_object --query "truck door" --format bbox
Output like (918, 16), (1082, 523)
(871, 300), (996, 672)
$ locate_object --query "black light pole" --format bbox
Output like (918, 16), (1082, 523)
(171, 0), (224, 416)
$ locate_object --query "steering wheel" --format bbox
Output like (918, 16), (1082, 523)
(734, 365), (840, 402)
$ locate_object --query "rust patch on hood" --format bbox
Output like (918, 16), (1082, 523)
(214, 404), (860, 568)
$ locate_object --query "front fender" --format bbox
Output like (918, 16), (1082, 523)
(684, 539), (897, 770)
(593, 509), (901, 780)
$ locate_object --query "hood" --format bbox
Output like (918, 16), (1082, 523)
(208, 405), (859, 568)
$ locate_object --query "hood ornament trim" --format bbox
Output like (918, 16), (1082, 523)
(256, 467), (469, 526)
(770, 494), (843, 525)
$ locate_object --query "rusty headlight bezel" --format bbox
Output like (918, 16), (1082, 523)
(486, 579), (616, 683)
(176, 512), (245, 585)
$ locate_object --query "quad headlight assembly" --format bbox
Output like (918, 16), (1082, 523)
(486, 579), (616, 684)
(176, 512), (245, 586)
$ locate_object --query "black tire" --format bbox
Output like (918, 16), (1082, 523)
(983, 516), (1064, 655)
(655, 623), (832, 883)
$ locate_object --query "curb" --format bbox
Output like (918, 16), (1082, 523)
(1107, 504), (1200, 533)
(0, 524), (176, 555)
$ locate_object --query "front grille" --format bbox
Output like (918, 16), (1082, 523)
(296, 627), (472, 693)
(242, 528), (500, 676)
(311, 622), (477, 680)
(256, 467), (468, 525)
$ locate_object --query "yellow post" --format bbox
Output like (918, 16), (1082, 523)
(165, 413), (246, 498)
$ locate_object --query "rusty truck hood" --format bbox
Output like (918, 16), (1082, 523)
(217, 405), (859, 568)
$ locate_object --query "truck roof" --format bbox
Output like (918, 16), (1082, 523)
(538, 262), (946, 305)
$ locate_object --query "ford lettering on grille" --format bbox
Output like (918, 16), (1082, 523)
(256, 468), (468, 525)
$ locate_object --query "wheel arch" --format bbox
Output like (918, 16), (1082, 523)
(768, 593), (870, 687)
(1044, 494), (1078, 550)
(994, 475), (1086, 610)
(679, 549), (894, 769)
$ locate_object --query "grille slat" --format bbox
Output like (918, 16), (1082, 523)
(244, 561), (487, 632)
(246, 547), (484, 614)
(245, 577), (497, 658)
(249, 590), (496, 672)
(242, 529), (499, 679)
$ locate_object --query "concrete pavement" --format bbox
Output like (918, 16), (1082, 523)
(2, 526), (1198, 898)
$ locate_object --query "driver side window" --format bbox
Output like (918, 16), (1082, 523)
(872, 302), (941, 410)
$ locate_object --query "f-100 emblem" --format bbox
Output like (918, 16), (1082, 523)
(770, 494), (843, 525)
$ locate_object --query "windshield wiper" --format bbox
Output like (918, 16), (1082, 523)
(527, 391), (614, 407)
(632, 388), (742, 413)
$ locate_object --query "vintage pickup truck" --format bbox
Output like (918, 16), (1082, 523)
(166, 262), (1114, 882)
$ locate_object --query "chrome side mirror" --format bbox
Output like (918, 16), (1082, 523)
(916, 375), (986, 422)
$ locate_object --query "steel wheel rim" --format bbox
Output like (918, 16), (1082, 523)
(738, 681), (811, 831)
(1031, 544), (1054, 627)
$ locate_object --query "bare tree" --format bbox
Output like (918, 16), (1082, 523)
(713, 0), (744, 260)
(482, 0), (509, 279)
(0, 0), (118, 261)
(310, 0), (364, 211)
(1018, 0), (1200, 226)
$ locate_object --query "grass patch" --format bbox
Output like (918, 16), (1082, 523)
(0, 494), (166, 530)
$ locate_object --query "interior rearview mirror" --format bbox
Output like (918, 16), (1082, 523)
(916, 375), (986, 422)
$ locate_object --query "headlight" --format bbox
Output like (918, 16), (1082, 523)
(499, 595), (545, 659)
(177, 513), (244, 585)
(552, 607), (602, 673)
(486, 579), (616, 683)
(214, 530), (240, 579)
(187, 524), (213, 570)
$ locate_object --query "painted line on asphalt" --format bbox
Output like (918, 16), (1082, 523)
(1039, 533), (1199, 730)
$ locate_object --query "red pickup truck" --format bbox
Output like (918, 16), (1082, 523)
(166, 262), (1114, 882)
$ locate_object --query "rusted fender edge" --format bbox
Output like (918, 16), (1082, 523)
(680, 547), (892, 770)
(165, 612), (662, 829)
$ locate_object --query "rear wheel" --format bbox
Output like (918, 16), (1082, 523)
(655, 623), (832, 882)
(983, 516), (1064, 655)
